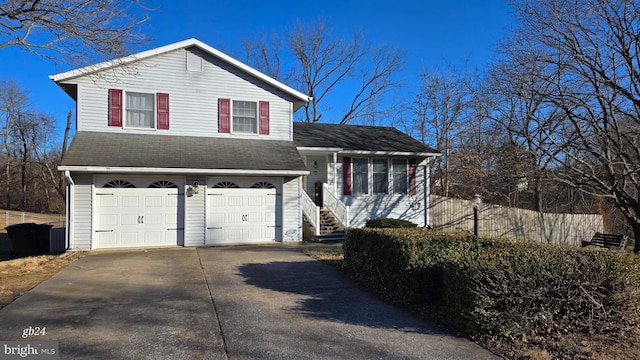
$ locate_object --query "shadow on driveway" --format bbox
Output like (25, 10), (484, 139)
(238, 259), (439, 334)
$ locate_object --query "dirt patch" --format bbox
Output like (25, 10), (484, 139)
(0, 252), (86, 309)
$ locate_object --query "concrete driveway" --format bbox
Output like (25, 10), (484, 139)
(0, 245), (497, 359)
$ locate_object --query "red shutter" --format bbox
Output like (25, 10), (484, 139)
(259, 101), (270, 135)
(157, 93), (170, 129)
(219, 98), (230, 133)
(408, 159), (417, 195)
(343, 157), (352, 195)
(108, 89), (122, 127)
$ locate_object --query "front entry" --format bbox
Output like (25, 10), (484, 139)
(306, 155), (326, 204)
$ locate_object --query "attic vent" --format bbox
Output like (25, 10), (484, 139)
(186, 50), (202, 72)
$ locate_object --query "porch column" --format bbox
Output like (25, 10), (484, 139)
(333, 152), (338, 194)
(424, 160), (431, 228)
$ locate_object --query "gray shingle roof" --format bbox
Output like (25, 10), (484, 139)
(292, 122), (439, 154)
(60, 132), (307, 172)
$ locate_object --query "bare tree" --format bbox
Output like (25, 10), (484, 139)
(0, 0), (151, 66)
(412, 69), (470, 197)
(0, 80), (64, 212)
(503, 0), (640, 252)
(244, 18), (403, 124)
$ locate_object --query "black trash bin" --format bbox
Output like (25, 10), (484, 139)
(5, 223), (53, 258)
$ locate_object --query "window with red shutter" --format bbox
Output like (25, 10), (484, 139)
(343, 157), (352, 195)
(219, 98), (231, 133)
(157, 93), (170, 129)
(108, 89), (123, 127)
(408, 159), (417, 195)
(259, 101), (269, 135)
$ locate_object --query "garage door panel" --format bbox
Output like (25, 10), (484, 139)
(145, 196), (163, 207)
(122, 196), (140, 207)
(206, 184), (279, 245)
(95, 187), (183, 249)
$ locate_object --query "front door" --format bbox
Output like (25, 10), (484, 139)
(306, 156), (326, 204)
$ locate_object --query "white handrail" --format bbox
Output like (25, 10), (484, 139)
(301, 190), (320, 236)
(322, 183), (350, 228)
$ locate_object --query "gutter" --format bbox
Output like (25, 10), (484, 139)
(58, 166), (310, 177)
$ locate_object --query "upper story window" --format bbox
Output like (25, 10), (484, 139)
(218, 98), (269, 135)
(108, 89), (169, 130)
(126, 92), (155, 128)
(232, 101), (257, 133)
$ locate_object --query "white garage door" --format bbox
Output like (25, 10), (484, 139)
(94, 188), (184, 249)
(206, 187), (279, 245)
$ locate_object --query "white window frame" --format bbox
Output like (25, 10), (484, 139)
(392, 159), (408, 194)
(372, 158), (389, 194)
(231, 100), (258, 134)
(352, 158), (369, 195)
(124, 91), (156, 130)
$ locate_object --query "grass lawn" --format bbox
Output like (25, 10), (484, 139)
(0, 252), (85, 309)
(301, 242), (640, 360)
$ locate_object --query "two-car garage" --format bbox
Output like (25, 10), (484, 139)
(92, 176), (282, 249)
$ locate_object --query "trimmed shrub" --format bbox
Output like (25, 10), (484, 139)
(364, 218), (418, 228)
(443, 245), (640, 337)
(344, 228), (640, 340)
(343, 228), (475, 303)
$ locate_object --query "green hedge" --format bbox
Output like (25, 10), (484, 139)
(444, 245), (640, 337)
(364, 218), (418, 228)
(343, 228), (640, 338)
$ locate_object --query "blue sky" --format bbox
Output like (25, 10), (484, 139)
(0, 0), (513, 141)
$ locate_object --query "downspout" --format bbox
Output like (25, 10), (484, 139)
(64, 171), (74, 250)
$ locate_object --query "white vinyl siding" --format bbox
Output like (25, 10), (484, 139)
(184, 176), (206, 247)
(72, 49), (295, 140)
(283, 177), (302, 242)
(335, 156), (427, 228)
(70, 173), (93, 250)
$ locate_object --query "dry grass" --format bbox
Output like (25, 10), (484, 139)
(0, 252), (85, 309)
(301, 242), (640, 360)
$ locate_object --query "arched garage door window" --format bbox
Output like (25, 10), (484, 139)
(103, 180), (136, 188)
(250, 182), (275, 189)
(148, 180), (178, 188)
(213, 181), (240, 188)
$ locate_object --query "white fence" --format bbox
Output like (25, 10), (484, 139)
(301, 191), (320, 236)
(431, 195), (603, 246)
(323, 183), (350, 228)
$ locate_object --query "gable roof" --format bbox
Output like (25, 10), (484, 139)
(292, 122), (440, 156)
(59, 132), (308, 176)
(49, 38), (310, 109)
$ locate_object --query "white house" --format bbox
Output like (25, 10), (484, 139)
(53, 38), (439, 250)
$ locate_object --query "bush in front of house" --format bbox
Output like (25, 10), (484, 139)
(343, 228), (475, 304)
(364, 217), (418, 228)
(343, 228), (640, 339)
(443, 244), (640, 337)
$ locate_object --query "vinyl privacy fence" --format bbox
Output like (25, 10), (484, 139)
(430, 195), (603, 246)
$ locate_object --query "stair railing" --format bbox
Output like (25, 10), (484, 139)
(301, 190), (320, 236)
(322, 183), (350, 228)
